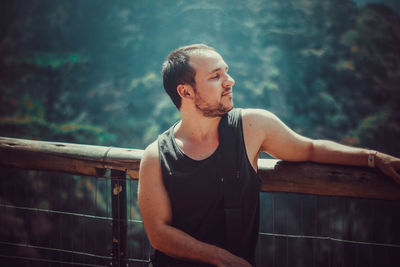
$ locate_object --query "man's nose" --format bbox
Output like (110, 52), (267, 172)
(224, 74), (235, 87)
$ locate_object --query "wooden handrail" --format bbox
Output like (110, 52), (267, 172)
(1, 136), (399, 200)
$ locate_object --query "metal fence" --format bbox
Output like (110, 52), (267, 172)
(1, 137), (400, 266)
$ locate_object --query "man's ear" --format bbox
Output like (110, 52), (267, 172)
(177, 84), (194, 100)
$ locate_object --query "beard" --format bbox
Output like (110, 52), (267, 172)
(194, 90), (233, 118)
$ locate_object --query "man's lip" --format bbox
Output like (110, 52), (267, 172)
(222, 90), (232, 96)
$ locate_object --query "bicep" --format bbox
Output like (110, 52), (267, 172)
(138, 142), (172, 241)
(245, 109), (313, 162)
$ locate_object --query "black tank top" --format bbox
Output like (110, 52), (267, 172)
(154, 108), (260, 266)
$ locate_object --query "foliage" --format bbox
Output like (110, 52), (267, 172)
(0, 0), (399, 265)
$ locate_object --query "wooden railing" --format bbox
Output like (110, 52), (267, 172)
(1, 136), (400, 266)
(1, 136), (399, 200)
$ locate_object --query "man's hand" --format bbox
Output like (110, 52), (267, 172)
(214, 248), (252, 267)
(376, 153), (400, 184)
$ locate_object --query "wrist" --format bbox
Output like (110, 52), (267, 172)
(212, 247), (224, 266)
(213, 247), (232, 266)
(367, 150), (377, 168)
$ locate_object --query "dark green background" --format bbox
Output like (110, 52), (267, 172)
(1, 0), (399, 266)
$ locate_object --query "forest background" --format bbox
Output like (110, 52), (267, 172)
(1, 0), (400, 266)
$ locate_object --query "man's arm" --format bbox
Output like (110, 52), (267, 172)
(138, 141), (251, 267)
(242, 108), (400, 183)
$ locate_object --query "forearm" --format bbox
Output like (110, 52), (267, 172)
(309, 139), (371, 167)
(309, 139), (400, 183)
(149, 223), (229, 266)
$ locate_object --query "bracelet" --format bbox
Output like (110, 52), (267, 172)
(368, 150), (377, 168)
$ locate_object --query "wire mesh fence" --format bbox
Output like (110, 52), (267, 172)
(0, 167), (150, 267)
(256, 193), (400, 266)
(1, 166), (400, 266)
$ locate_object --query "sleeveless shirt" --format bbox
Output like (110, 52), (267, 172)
(153, 108), (261, 266)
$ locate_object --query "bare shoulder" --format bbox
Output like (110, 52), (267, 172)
(242, 108), (279, 121)
(139, 140), (161, 180)
(240, 109), (279, 166)
(241, 108), (305, 139)
(241, 108), (281, 132)
(142, 140), (159, 163)
(141, 140), (159, 163)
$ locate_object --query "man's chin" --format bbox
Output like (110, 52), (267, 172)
(206, 105), (233, 117)
(220, 102), (234, 114)
(195, 100), (234, 117)
(225, 104), (234, 113)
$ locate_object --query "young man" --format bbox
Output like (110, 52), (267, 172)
(138, 44), (400, 267)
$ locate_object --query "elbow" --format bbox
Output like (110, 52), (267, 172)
(146, 230), (162, 251)
(144, 223), (169, 252)
(148, 235), (162, 251)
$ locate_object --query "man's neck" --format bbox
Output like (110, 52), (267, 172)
(175, 110), (222, 144)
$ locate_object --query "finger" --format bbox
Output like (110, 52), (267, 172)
(385, 166), (400, 184)
(393, 160), (400, 170)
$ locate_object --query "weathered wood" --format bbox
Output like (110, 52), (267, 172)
(1, 136), (399, 200)
(258, 159), (400, 199)
(0, 136), (142, 178)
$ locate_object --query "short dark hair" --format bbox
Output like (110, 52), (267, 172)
(161, 44), (216, 110)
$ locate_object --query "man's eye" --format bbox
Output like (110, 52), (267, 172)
(212, 74), (220, 79)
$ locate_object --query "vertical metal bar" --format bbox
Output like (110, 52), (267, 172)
(272, 193), (275, 267)
(328, 197), (332, 267)
(313, 196), (317, 267)
(110, 169), (127, 267)
(94, 178), (98, 266)
(285, 194), (288, 267)
(370, 200), (376, 267)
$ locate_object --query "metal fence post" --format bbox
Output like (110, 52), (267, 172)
(110, 169), (127, 266)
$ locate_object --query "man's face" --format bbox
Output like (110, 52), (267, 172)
(189, 50), (235, 117)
